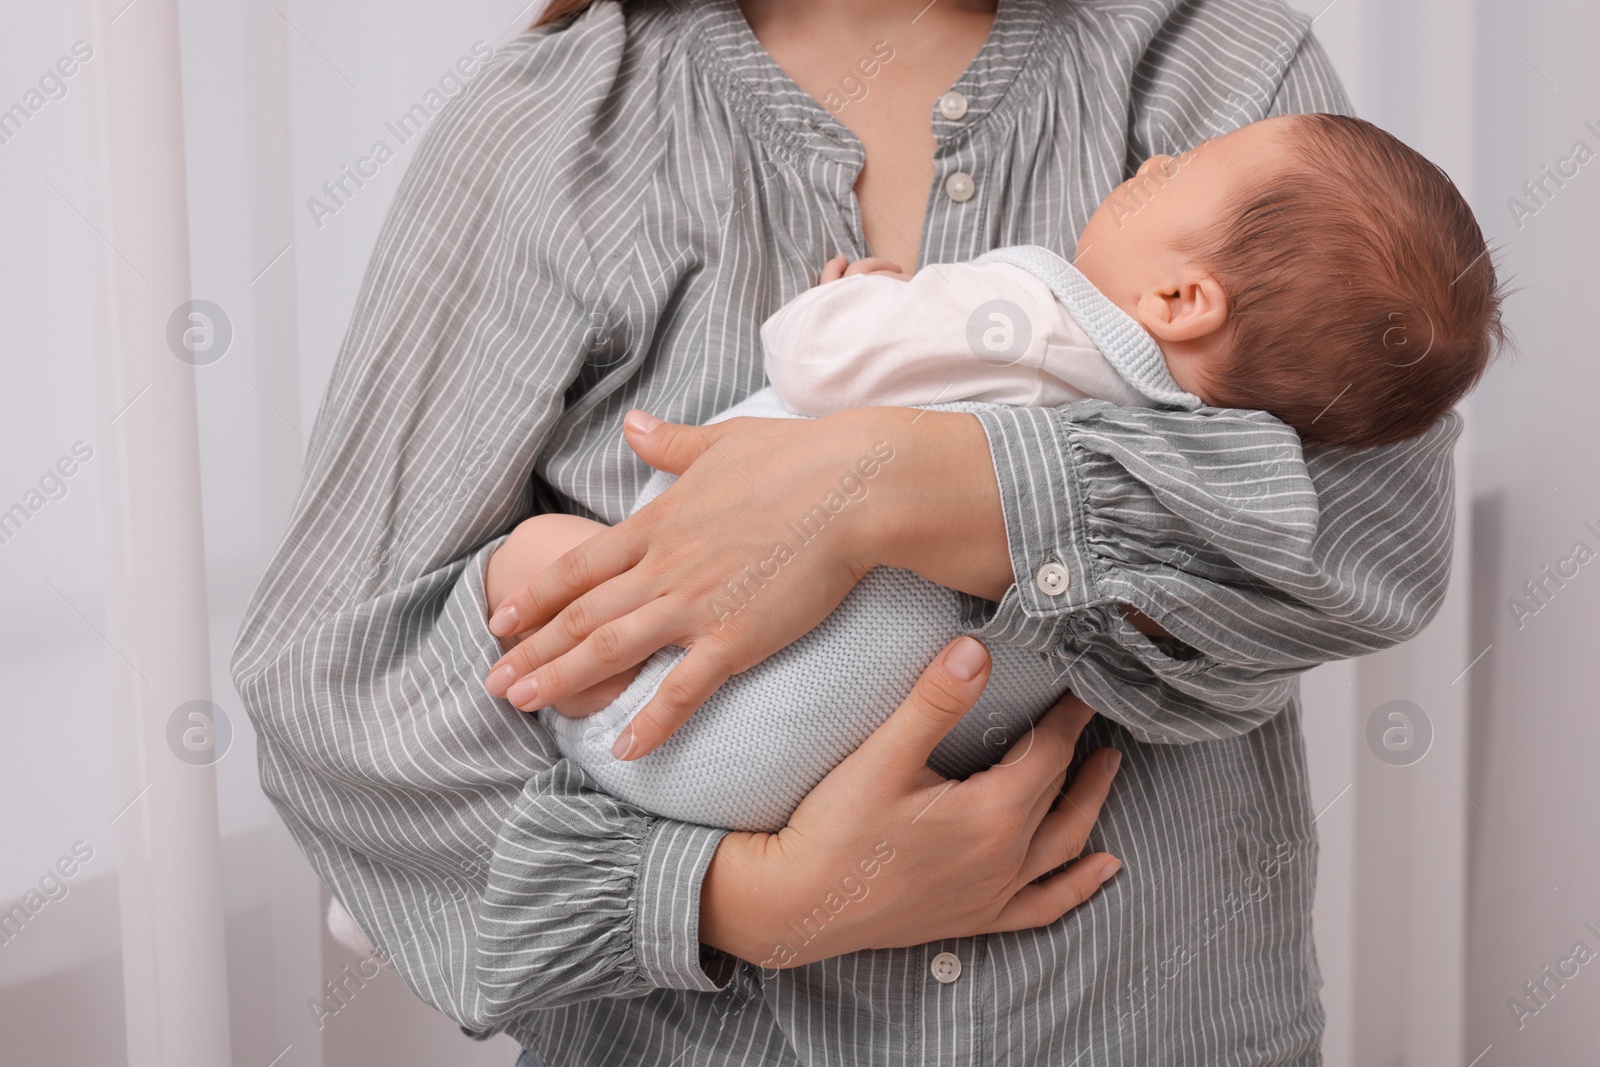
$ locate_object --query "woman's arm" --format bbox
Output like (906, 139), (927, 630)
(230, 17), (745, 1022)
(480, 521), (1120, 991)
(489, 370), (1455, 756)
(482, 404), (1014, 758)
(483, 21), (1449, 755)
(234, 12), (1122, 1027)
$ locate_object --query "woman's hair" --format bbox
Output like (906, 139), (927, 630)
(533, 0), (596, 27)
(1191, 114), (1508, 448)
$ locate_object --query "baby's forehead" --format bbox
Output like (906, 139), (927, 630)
(1203, 115), (1304, 163)
(1169, 118), (1306, 204)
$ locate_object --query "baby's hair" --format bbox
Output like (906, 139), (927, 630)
(1192, 114), (1507, 447)
(534, 0), (593, 26)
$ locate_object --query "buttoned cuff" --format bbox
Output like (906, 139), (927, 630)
(970, 405), (1102, 636)
(634, 817), (732, 992)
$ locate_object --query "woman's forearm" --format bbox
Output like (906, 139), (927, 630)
(855, 407), (1015, 601)
(862, 408), (1179, 638)
(698, 833), (777, 965)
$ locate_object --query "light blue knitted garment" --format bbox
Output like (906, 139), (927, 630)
(539, 388), (1067, 833)
(541, 249), (1195, 833)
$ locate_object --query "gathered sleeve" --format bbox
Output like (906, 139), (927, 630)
(230, 8), (729, 1031)
(966, 401), (1458, 744)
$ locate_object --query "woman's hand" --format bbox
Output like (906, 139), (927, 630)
(699, 637), (1123, 968)
(482, 405), (1013, 759)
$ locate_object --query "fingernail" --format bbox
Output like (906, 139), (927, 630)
(1098, 857), (1122, 883)
(506, 675), (540, 707)
(611, 726), (635, 761)
(485, 663), (518, 695)
(624, 409), (661, 434)
(1107, 749), (1123, 774)
(944, 636), (987, 681)
(489, 604), (519, 635)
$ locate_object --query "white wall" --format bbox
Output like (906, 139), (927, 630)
(1, 0), (1595, 1063)
(1461, 1), (1600, 1061)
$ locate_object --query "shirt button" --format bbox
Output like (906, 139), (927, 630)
(930, 951), (963, 984)
(944, 171), (976, 203)
(938, 91), (969, 120)
(1035, 562), (1070, 596)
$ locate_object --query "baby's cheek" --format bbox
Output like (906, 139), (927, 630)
(1073, 206), (1107, 259)
(1075, 200), (1134, 268)
(1169, 355), (1219, 405)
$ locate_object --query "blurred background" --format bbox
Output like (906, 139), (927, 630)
(0, 0), (1593, 1064)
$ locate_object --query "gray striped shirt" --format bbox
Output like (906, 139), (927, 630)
(232, 0), (1457, 1062)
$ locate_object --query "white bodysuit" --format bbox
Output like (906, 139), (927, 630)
(764, 244), (1201, 416)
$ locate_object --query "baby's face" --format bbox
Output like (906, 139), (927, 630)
(1074, 117), (1301, 400)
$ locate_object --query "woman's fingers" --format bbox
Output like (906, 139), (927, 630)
(1008, 762), (1070, 863)
(487, 530), (643, 638)
(851, 637), (992, 781)
(501, 601), (683, 712)
(490, 563), (677, 685)
(1014, 747), (1122, 886)
(724, 643), (1120, 965)
(622, 413), (734, 477)
(980, 853), (1122, 935)
(975, 691), (1098, 809)
(613, 646), (735, 759)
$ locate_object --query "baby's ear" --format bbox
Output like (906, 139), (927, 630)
(1138, 271), (1228, 343)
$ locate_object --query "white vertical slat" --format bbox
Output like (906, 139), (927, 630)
(245, 0), (307, 535)
(240, 1), (327, 1061)
(1302, 660), (1359, 1067)
(79, 0), (234, 1063)
(1339, 3), (1476, 1064)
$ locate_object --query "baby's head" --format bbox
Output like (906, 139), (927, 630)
(1075, 114), (1506, 447)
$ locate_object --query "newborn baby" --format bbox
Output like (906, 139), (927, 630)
(487, 113), (1505, 832)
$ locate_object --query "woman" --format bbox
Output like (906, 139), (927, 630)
(232, 0), (1457, 1062)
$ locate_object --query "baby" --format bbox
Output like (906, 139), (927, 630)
(485, 113), (1505, 833)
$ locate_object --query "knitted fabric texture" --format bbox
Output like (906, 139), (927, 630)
(541, 387), (1067, 833)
